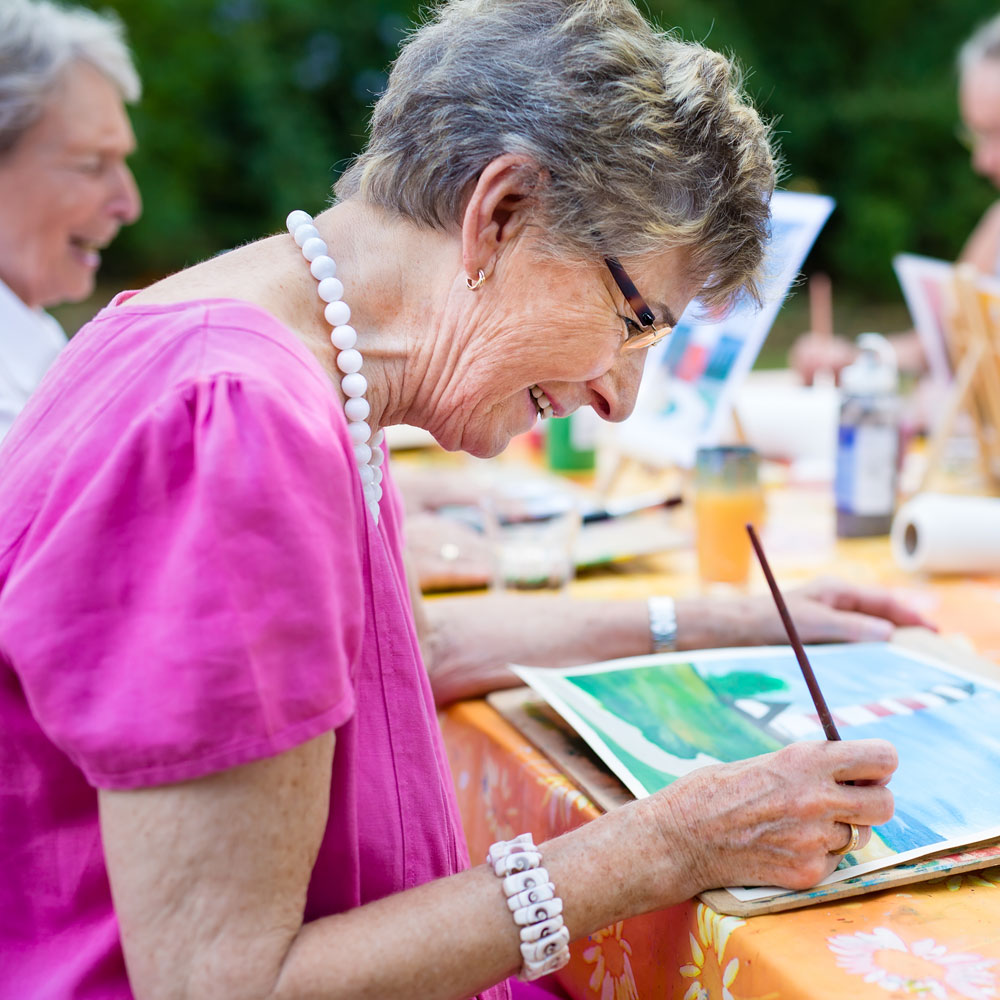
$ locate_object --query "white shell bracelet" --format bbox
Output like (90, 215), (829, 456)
(502, 866), (550, 896)
(491, 850), (543, 877)
(487, 833), (571, 981)
(506, 881), (555, 911)
(512, 896), (563, 926)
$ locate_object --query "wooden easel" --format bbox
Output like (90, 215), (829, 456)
(918, 264), (1000, 492)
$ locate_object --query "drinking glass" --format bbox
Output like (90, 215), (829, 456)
(480, 480), (580, 592)
(694, 445), (765, 586)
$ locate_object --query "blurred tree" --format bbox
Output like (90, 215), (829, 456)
(85, 0), (997, 300)
(648, 0), (996, 295)
(87, 0), (413, 282)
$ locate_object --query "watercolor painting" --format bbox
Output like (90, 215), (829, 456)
(512, 642), (1000, 898)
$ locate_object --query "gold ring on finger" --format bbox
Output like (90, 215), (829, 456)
(830, 822), (860, 856)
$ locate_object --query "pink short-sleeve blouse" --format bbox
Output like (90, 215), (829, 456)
(0, 296), (509, 1000)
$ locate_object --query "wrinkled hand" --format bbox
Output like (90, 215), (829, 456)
(789, 331), (856, 386)
(678, 576), (935, 650)
(647, 738), (897, 895)
(781, 577), (935, 643)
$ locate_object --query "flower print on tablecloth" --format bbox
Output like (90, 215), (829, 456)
(678, 904), (745, 1000)
(828, 926), (997, 1000)
(532, 751), (594, 830)
(582, 922), (638, 1000)
(481, 754), (520, 843)
(479, 732), (594, 844)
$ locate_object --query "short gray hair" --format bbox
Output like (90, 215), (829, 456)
(0, 0), (140, 157)
(336, 0), (776, 308)
(959, 13), (1000, 74)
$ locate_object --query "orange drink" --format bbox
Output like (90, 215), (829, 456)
(694, 446), (765, 586)
(695, 488), (765, 583)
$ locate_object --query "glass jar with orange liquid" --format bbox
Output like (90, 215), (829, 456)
(693, 445), (765, 586)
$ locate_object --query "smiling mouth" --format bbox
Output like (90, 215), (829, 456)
(530, 384), (554, 419)
(70, 236), (108, 263)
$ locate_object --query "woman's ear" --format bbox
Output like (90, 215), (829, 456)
(460, 154), (545, 282)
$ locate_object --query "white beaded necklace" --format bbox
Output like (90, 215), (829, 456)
(286, 210), (384, 524)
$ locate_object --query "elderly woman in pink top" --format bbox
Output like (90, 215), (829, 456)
(0, 1), (903, 998)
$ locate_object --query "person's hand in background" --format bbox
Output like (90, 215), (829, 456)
(789, 329), (858, 385)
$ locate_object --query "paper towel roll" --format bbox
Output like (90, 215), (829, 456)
(891, 493), (1000, 573)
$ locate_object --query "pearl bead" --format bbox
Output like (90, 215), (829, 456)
(294, 223), (319, 247)
(286, 210), (312, 233)
(317, 276), (343, 302)
(341, 372), (367, 398)
(371, 429), (385, 447)
(345, 397), (370, 422)
(331, 323), (357, 350)
(301, 236), (327, 262)
(337, 348), (363, 374)
(292, 209), (380, 524)
(348, 420), (372, 444)
(325, 300), (351, 327)
(310, 255), (336, 280)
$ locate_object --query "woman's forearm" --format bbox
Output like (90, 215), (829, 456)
(101, 728), (896, 1000)
(420, 580), (932, 705)
(420, 593), (651, 705)
(101, 732), (690, 1000)
(274, 800), (686, 1000)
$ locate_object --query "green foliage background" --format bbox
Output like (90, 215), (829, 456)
(84, 0), (998, 303)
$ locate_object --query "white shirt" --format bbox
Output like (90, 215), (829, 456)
(0, 278), (67, 442)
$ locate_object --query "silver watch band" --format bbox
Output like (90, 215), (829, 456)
(647, 595), (677, 653)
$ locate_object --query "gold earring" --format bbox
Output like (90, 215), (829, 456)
(466, 269), (487, 291)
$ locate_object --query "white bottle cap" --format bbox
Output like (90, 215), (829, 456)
(841, 332), (898, 395)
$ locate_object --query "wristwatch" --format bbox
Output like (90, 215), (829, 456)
(647, 595), (677, 653)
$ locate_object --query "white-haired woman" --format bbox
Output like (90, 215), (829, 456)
(0, 2), (896, 998)
(0, 0), (141, 440)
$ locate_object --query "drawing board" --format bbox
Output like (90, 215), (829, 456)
(512, 640), (1000, 904)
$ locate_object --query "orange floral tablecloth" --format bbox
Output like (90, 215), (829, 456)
(439, 481), (1000, 1000)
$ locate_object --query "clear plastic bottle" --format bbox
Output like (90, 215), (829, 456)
(834, 333), (900, 538)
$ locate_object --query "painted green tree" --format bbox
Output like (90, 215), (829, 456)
(569, 662), (784, 761)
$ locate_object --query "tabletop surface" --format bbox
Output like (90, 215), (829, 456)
(431, 443), (1000, 1000)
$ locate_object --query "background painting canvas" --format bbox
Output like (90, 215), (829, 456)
(610, 190), (834, 468)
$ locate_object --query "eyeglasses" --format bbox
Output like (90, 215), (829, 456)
(605, 257), (674, 350)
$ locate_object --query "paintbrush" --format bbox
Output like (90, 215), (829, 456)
(746, 522), (842, 741)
